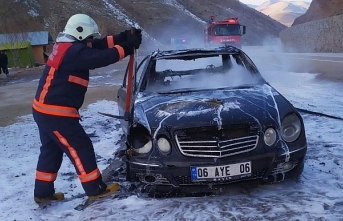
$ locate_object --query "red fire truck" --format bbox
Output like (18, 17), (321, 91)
(204, 16), (246, 49)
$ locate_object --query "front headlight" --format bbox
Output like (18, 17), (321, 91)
(130, 125), (153, 154)
(133, 140), (152, 154)
(264, 128), (277, 146)
(281, 114), (302, 142)
(157, 137), (171, 155)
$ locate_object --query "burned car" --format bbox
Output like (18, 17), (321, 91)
(116, 47), (307, 194)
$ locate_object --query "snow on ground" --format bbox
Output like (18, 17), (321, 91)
(1, 71), (343, 220)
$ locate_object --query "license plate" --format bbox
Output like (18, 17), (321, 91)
(190, 162), (251, 181)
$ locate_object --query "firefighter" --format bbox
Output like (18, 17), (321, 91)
(32, 14), (142, 203)
(0, 51), (9, 76)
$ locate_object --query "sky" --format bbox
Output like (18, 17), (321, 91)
(240, 0), (312, 6)
(1, 48), (343, 220)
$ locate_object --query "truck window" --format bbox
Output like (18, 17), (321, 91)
(214, 24), (241, 36)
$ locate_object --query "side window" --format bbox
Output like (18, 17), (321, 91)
(122, 58), (144, 89)
(121, 55), (151, 91)
(135, 56), (151, 92)
(136, 58), (148, 85)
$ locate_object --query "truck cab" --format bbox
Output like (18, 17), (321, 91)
(204, 16), (246, 49)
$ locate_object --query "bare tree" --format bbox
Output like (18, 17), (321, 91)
(45, 13), (65, 40)
(0, 1), (14, 33)
(0, 1), (30, 34)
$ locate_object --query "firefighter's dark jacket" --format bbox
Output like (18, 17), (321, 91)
(33, 34), (127, 118)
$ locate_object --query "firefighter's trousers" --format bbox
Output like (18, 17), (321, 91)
(33, 110), (107, 198)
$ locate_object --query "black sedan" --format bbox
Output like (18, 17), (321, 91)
(115, 46), (307, 194)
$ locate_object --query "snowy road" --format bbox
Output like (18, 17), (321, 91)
(1, 52), (343, 220)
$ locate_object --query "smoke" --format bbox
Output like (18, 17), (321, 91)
(146, 56), (261, 93)
(140, 11), (318, 92)
(139, 9), (206, 53)
(241, 36), (316, 85)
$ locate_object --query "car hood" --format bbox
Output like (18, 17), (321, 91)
(133, 84), (294, 136)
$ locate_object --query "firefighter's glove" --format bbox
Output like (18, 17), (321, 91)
(117, 30), (130, 42)
(119, 28), (142, 42)
(126, 28), (142, 38)
(118, 43), (133, 56)
(134, 29), (142, 41)
(127, 33), (142, 50)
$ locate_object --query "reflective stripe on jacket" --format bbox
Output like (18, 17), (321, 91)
(33, 35), (126, 117)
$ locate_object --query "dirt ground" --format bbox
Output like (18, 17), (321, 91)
(0, 60), (129, 127)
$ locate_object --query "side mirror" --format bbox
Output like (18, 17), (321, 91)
(241, 25), (246, 35)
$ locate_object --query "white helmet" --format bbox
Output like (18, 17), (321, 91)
(63, 14), (100, 41)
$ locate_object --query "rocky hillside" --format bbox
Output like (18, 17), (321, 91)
(292, 0), (343, 26)
(0, 0), (286, 49)
(280, 0), (343, 53)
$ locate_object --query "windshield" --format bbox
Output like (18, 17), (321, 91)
(214, 24), (241, 36)
(143, 55), (262, 93)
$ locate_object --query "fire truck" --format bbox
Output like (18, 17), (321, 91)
(204, 16), (246, 49)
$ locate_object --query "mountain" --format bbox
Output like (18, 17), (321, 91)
(0, 0), (286, 48)
(247, 4), (258, 9)
(256, 0), (310, 27)
(293, 0), (343, 26)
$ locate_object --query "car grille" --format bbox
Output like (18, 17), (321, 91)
(174, 126), (259, 158)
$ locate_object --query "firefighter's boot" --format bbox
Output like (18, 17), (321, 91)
(88, 183), (120, 200)
(34, 192), (65, 204)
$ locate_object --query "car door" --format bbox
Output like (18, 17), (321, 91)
(117, 56), (149, 135)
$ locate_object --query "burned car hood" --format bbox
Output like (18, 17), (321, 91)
(133, 84), (294, 135)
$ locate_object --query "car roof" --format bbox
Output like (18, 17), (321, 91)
(151, 46), (242, 60)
